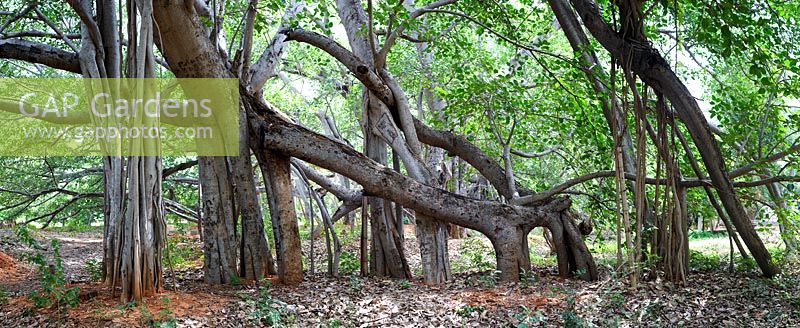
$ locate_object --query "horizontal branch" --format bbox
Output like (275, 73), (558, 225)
(0, 38), (81, 73)
(164, 198), (199, 222)
(512, 171), (674, 205)
(162, 160), (199, 178)
(1, 30), (81, 39)
(729, 142), (800, 179)
(511, 146), (560, 158)
(22, 192), (101, 225)
(733, 175), (800, 188)
(290, 159), (361, 203)
(413, 118), (530, 198)
(245, 92), (570, 234)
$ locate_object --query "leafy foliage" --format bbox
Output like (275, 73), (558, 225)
(452, 237), (495, 273)
(338, 251), (360, 274)
(16, 225), (80, 309)
(246, 280), (295, 327)
(83, 258), (102, 282)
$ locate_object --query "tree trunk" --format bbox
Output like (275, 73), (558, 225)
(234, 108), (276, 280)
(76, 0), (166, 302)
(364, 130), (411, 278)
(234, 152), (276, 280)
(336, 0), (413, 280)
(258, 150), (303, 284)
(102, 157), (125, 284)
(119, 156), (166, 301)
(198, 157), (239, 284)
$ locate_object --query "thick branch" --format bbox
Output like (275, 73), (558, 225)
(0, 39), (81, 73)
(246, 93), (570, 234)
(290, 159), (361, 203)
(1, 30), (81, 39)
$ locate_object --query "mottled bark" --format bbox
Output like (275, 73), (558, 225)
(234, 149), (276, 280)
(257, 151), (303, 284)
(198, 157), (239, 284)
(0, 38), (81, 73)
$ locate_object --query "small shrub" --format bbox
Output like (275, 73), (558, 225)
(247, 281), (294, 327)
(339, 251), (360, 274)
(115, 300), (138, 316)
(326, 319), (342, 328)
(561, 296), (586, 328)
(689, 250), (721, 271)
(250, 286), (294, 327)
(520, 269), (539, 288)
(512, 305), (545, 328)
(609, 292), (625, 308)
(164, 233), (203, 270)
(398, 279), (411, 290)
(348, 276), (364, 292)
(735, 256), (758, 272)
(155, 317), (178, 328)
(688, 230), (727, 240)
(479, 270), (499, 288)
(571, 268), (588, 279)
(461, 237), (495, 272)
(16, 226), (80, 309)
(456, 305), (484, 317)
(83, 258), (102, 282)
(139, 304), (154, 323)
(0, 286), (8, 306)
(771, 274), (800, 309)
(156, 303), (178, 328)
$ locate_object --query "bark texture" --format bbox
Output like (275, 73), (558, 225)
(257, 150), (303, 284)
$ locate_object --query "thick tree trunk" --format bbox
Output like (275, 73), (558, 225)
(152, 0), (302, 284)
(258, 150), (303, 284)
(102, 157), (125, 283)
(548, 211), (598, 281)
(119, 156), (166, 301)
(198, 157), (239, 284)
(234, 151), (276, 280)
(234, 105), (276, 280)
(72, 0), (167, 302)
(364, 130), (411, 278)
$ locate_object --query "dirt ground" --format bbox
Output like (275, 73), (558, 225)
(1, 229), (798, 327)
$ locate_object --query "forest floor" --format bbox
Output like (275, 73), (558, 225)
(0, 227), (799, 327)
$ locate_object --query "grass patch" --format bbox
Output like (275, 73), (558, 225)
(688, 230), (728, 240)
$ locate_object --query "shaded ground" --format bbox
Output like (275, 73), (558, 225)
(1, 228), (799, 327)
